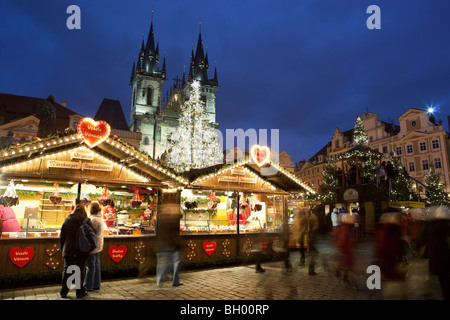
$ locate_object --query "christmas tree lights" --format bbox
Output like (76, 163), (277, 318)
(389, 152), (414, 201)
(424, 164), (448, 206)
(168, 80), (222, 172)
(353, 116), (369, 145)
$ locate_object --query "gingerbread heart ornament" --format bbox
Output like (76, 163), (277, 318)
(250, 145), (271, 167)
(77, 117), (111, 148)
(10, 247), (34, 268)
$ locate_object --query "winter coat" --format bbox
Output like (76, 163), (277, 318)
(89, 212), (104, 254)
(60, 209), (94, 257)
(419, 219), (450, 277)
(154, 214), (181, 253)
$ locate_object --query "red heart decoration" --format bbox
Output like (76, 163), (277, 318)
(250, 145), (271, 167)
(108, 245), (127, 263)
(203, 241), (216, 256)
(10, 247), (34, 268)
(77, 117), (111, 148)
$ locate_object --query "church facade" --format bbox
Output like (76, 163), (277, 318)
(129, 17), (219, 159)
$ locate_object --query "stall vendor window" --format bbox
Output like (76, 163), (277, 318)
(180, 189), (286, 234)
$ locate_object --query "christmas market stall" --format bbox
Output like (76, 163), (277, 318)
(176, 145), (316, 266)
(0, 117), (187, 283)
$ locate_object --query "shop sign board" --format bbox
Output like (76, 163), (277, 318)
(218, 176), (238, 183)
(81, 163), (113, 172)
(239, 177), (257, 184)
(70, 151), (94, 160)
(77, 117), (111, 148)
(47, 160), (81, 170)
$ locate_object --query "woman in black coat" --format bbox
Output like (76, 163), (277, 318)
(59, 204), (94, 298)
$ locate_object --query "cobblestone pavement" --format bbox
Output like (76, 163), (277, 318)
(0, 235), (444, 302)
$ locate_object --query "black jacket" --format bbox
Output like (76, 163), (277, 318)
(60, 210), (94, 257)
(154, 214), (181, 253)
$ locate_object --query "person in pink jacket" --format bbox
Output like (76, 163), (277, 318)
(0, 205), (21, 232)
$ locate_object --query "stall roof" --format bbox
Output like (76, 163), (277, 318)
(0, 133), (188, 189)
(182, 159), (316, 195)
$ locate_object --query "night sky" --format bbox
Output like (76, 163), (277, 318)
(1, 0), (450, 164)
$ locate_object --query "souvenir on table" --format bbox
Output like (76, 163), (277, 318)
(97, 185), (114, 207)
(49, 182), (62, 205)
(131, 188), (143, 208)
(0, 180), (19, 207)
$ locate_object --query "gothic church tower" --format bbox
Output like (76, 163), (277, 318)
(130, 16), (219, 159)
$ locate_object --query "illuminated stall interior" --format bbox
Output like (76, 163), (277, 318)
(0, 123), (186, 238)
(179, 153), (315, 234)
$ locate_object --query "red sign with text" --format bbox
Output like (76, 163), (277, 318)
(10, 247), (34, 268)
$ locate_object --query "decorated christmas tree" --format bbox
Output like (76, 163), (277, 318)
(168, 80), (222, 173)
(424, 164), (448, 206)
(320, 158), (339, 203)
(353, 116), (369, 145)
(389, 152), (414, 201)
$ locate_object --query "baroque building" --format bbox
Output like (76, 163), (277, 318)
(129, 17), (219, 159)
(295, 108), (450, 194)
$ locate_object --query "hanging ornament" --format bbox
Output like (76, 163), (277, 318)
(0, 180), (19, 207)
(79, 182), (91, 206)
(49, 182), (62, 205)
(97, 185), (114, 207)
(131, 188), (142, 208)
(103, 205), (116, 227)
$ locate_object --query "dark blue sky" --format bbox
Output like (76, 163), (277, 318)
(1, 0), (449, 163)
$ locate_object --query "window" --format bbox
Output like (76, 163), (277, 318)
(411, 121), (416, 127)
(432, 139), (440, 149)
(434, 158), (442, 169)
(419, 142), (427, 151)
(146, 87), (154, 105)
(396, 146), (402, 155)
(382, 146), (388, 154)
(422, 160), (429, 171)
(408, 162), (415, 172)
(143, 136), (150, 146)
(407, 145), (413, 154)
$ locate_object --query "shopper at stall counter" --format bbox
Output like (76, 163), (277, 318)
(84, 202), (104, 292)
(59, 204), (94, 298)
(154, 212), (182, 287)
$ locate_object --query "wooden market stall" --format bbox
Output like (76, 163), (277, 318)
(0, 118), (186, 282)
(177, 149), (315, 266)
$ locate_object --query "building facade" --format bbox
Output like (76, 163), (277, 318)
(295, 108), (450, 194)
(129, 17), (219, 159)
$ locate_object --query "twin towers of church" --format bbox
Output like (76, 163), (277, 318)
(129, 15), (219, 159)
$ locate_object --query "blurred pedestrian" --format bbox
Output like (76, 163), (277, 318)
(374, 212), (408, 299)
(83, 202), (104, 291)
(155, 213), (182, 287)
(335, 213), (357, 287)
(331, 208), (340, 241)
(417, 206), (450, 300)
(307, 209), (320, 275)
(297, 208), (309, 267)
(350, 209), (360, 242)
(60, 204), (93, 298)
(252, 231), (268, 273)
